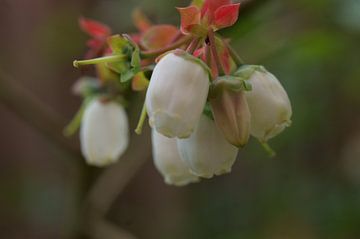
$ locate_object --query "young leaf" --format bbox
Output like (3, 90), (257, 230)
(140, 25), (179, 50)
(132, 9), (152, 33)
(177, 6), (201, 34)
(79, 17), (111, 38)
(213, 3), (240, 30)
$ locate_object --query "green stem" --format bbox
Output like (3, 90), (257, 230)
(260, 141), (276, 158)
(135, 103), (147, 135)
(186, 37), (200, 54)
(225, 41), (245, 66)
(63, 101), (86, 137)
(140, 35), (192, 58)
(73, 55), (125, 68)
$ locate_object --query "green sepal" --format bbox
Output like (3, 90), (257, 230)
(120, 67), (141, 83)
(107, 35), (128, 54)
(203, 102), (214, 120)
(131, 47), (141, 68)
(173, 49), (212, 77)
(209, 75), (252, 99)
(233, 65), (267, 80)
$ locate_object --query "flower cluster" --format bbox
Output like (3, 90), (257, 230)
(68, 0), (292, 186)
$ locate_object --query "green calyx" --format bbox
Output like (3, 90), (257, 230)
(233, 64), (267, 80)
(209, 75), (252, 99)
(172, 49), (212, 77)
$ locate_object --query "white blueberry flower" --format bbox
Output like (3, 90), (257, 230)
(80, 98), (129, 167)
(177, 115), (239, 178)
(152, 130), (199, 186)
(145, 51), (210, 138)
(235, 65), (292, 142)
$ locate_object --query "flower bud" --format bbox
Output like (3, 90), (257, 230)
(80, 99), (129, 167)
(235, 65), (292, 142)
(177, 115), (239, 178)
(210, 78), (251, 147)
(152, 130), (199, 186)
(145, 51), (210, 138)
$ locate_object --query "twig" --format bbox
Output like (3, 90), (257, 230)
(0, 68), (82, 159)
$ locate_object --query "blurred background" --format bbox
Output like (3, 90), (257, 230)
(1, 0), (360, 238)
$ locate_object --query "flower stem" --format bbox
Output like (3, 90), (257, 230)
(260, 141), (276, 158)
(224, 41), (245, 66)
(186, 37), (200, 54)
(73, 55), (125, 68)
(140, 35), (192, 58)
(135, 103), (147, 135)
(208, 29), (223, 78)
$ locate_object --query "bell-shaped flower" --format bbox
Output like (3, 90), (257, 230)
(146, 50), (210, 138)
(210, 77), (251, 147)
(80, 98), (129, 167)
(152, 130), (199, 186)
(235, 65), (292, 142)
(177, 115), (238, 178)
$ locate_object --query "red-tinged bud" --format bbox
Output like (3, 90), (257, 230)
(210, 77), (251, 148)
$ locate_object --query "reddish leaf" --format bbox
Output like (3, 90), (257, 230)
(86, 39), (103, 49)
(201, 0), (231, 19)
(132, 9), (152, 33)
(140, 25), (179, 50)
(177, 6), (201, 34)
(79, 17), (111, 38)
(213, 3), (240, 30)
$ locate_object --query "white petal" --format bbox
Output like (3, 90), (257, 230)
(177, 115), (239, 178)
(80, 99), (129, 167)
(246, 68), (292, 142)
(146, 53), (209, 138)
(152, 130), (199, 186)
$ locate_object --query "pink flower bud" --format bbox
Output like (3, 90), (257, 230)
(210, 79), (251, 147)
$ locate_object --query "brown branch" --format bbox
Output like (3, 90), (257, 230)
(0, 68), (82, 160)
(82, 98), (152, 239)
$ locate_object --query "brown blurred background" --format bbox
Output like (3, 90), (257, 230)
(1, 0), (360, 238)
